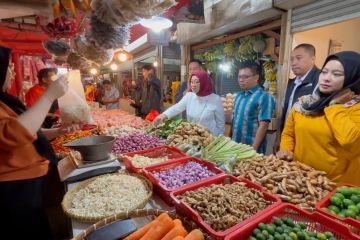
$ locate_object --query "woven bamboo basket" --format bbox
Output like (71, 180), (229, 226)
(73, 208), (209, 240)
(62, 172), (153, 223)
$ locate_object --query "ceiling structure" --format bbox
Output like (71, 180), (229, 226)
(0, 0), (190, 56)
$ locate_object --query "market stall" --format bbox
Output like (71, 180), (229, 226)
(54, 114), (360, 239)
(1, 1), (360, 240)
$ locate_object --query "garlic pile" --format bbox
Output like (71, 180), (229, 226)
(222, 93), (236, 113)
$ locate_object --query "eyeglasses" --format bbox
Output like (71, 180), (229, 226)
(238, 74), (255, 80)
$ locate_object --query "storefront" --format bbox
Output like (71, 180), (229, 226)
(175, 0), (287, 153)
(290, 0), (360, 66)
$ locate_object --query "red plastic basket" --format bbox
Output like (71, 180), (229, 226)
(122, 146), (187, 173)
(170, 175), (282, 239)
(316, 183), (360, 236)
(225, 203), (360, 240)
(144, 157), (225, 206)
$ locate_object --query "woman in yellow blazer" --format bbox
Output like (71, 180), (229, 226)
(277, 51), (360, 185)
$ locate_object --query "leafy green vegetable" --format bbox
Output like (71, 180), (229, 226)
(147, 118), (183, 139)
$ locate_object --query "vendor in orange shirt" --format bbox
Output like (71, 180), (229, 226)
(277, 51), (360, 185)
(85, 82), (95, 102)
(25, 68), (59, 128)
(0, 46), (80, 238)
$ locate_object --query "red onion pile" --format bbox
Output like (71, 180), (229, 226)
(153, 161), (216, 189)
(112, 133), (165, 154)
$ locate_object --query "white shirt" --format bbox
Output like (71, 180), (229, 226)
(163, 92), (225, 136)
(103, 87), (120, 110)
(284, 69), (312, 120)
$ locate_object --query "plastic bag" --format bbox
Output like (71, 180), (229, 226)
(217, 156), (237, 174)
(58, 70), (93, 124)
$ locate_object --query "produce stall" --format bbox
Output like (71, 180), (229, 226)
(2, 2), (359, 240)
(51, 109), (360, 239)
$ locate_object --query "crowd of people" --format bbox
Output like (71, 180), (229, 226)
(1, 41), (360, 239)
(155, 44), (360, 185)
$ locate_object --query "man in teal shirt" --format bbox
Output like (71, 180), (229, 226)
(232, 61), (275, 154)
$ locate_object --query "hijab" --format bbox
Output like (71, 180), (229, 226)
(295, 51), (360, 114)
(190, 70), (213, 97)
(0, 46), (57, 164)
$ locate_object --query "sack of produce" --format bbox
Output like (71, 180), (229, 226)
(43, 39), (70, 57)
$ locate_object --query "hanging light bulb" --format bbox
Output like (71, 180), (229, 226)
(90, 68), (98, 75)
(110, 63), (118, 71)
(219, 63), (231, 72)
(118, 53), (128, 62)
(140, 16), (173, 32)
(153, 61), (158, 67)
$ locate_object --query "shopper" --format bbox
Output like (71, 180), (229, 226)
(0, 45), (80, 239)
(25, 68), (60, 128)
(277, 51), (360, 185)
(176, 60), (202, 103)
(153, 70), (225, 136)
(231, 61), (275, 154)
(94, 82), (104, 103)
(130, 64), (161, 118)
(102, 80), (120, 109)
(282, 43), (320, 129)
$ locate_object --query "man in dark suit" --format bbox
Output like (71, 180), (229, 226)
(281, 44), (320, 129)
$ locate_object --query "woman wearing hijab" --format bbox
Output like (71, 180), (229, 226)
(0, 46), (75, 238)
(153, 70), (225, 136)
(277, 51), (360, 185)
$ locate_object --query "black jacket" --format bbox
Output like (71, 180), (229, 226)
(281, 67), (320, 129)
(131, 75), (161, 118)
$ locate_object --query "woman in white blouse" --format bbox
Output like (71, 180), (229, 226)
(153, 70), (225, 136)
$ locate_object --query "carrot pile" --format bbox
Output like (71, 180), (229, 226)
(124, 213), (204, 240)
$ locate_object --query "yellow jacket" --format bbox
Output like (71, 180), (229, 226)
(280, 103), (360, 185)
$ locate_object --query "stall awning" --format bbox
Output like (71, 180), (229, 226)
(0, 24), (48, 54)
(176, 0), (283, 45)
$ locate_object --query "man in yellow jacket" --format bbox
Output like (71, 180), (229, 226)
(277, 51), (360, 186)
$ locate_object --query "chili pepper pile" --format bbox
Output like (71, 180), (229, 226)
(51, 130), (94, 153)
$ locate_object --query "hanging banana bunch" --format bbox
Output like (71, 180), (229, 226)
(263, 61), (277, 95)
(236, 35), (257, 62)
(263, 61), (277, 81)
(206, 62), (218, 74)
(79, 0), (90, 11)
(52, 0), (91, 19)
(53, 0), (61, 18)
(224, 40), (235, 57)
(193, 53), (204, 62)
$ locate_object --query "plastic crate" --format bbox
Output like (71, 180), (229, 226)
(225, 203), (360, 240)
(144, 157), (225, 206)
(170, 175), (282, 239)
(122, 146), (187, 173)
(316, 183), (360, 236)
